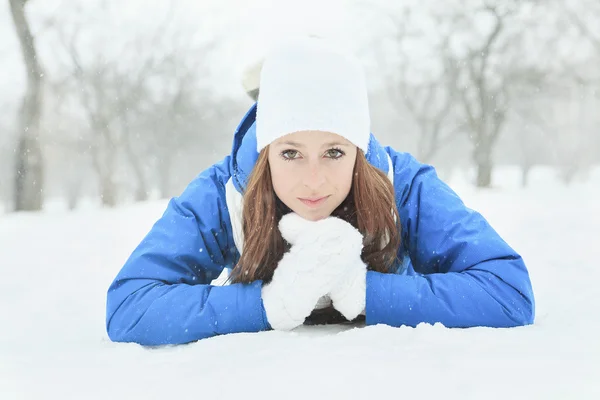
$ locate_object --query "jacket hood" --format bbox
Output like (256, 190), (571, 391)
(228, 103), (392, 193)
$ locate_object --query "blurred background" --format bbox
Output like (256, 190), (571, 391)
(1, 0), (599, 213)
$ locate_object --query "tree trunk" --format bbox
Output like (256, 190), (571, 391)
(473, 139), (493, 188)
(66, 190), (80, 211)
(157, 154), (173, 199)
(100, 175), (117, 207)
(122, 135), (149, 202)
(90, 142), (118, 207)
(65, 177), (83, 211)
(10, 0), (44, 211)
(559, 165), (577, 186)
(476, 160), (493, 188)
(521, 164), (531, 188)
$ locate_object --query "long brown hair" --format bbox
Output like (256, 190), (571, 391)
(229, 147), (401, 285)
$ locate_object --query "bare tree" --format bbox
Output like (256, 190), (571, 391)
(0, 116), (13, 212)
(54, 26), (161, 206)
(456, 5), (513, 187)
(562, 0), (600, 54)
(553, 84), (598, 185)
(450, 3), (546, 187)
(509, 102), (552, 187)
(355, 0), (593, 189)
(363, 5), (463, 164)
(46, 1), (227, 206)
(389, 43), (463, 163)
(142, 73), (201, 199)
(61, 48), (121, 207)
(558, 0), (600, 183)
(9, 0), (44, 211)
(112, 59), (158, 202)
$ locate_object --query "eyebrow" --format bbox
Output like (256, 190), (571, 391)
(277, 141), (350, 148)
(323, 141), (350, 148)
(279, 141), (304, 147)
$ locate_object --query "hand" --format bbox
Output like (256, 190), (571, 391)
(261, 213), (345, 330)
(282, 213), (367, 322)
(318, 218), (367, 321)
(328, 254), (367, 321)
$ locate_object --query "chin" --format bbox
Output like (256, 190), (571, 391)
(286, 198), (341, 221)
(294, 208), (334, 222)
(302, 213), (327, 222)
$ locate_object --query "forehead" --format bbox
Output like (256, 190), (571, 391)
(272, 130), (352, 147)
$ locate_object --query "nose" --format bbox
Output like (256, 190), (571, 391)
(302, 161), (326, 190)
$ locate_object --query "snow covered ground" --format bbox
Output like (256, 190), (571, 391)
(1, 166), (599, 399)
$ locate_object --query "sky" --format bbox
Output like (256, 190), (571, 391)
(0, 0), (366, 107)
(2, 0), (598, 107)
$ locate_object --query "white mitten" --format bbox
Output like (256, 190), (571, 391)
(262, 213), (368, 330)
(318, 218), (367, 321)
(262, 213), (342, 330)
(329, 259), (367, 321)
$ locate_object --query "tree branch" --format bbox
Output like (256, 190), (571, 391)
(563, 2), (600, 54)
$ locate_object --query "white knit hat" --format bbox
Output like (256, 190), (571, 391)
(255, 37), (371, 153)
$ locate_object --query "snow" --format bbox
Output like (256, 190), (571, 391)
(1, 166), (600, 399)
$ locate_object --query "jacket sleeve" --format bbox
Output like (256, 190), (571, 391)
(106, 158), (270, 346)
(365, 151), (535, 328)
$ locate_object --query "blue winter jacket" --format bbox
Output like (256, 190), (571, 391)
(106, 104), (535, 345)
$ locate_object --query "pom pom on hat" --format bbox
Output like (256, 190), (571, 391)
(256, 36), (371, 153)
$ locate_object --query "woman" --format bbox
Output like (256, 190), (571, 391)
(106, 37), (535, 346)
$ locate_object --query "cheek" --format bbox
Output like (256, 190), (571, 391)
(269, 161), (296, 198)
(334, 161), (355, 193)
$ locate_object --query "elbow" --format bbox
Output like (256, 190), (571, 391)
(511, 265), (536, 326)
(513, 288), (535, 326)
(485, 257), (536, 327)
(500, 281), (535, 327)
(106, 321), (127, 343)
(468, 267), (536, 328)
(106, 310), (134, 344)
(105, 302), (137, 344)
(475, 287), (534, 329)
(105, 283), (150, 345)
(105, 281), (199, 346)
(104, 275), (178, 345)
(106, 304), (156, 345)
(106, 288), (127, 343)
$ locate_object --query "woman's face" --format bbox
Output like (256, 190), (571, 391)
(268, 130), (357, 221)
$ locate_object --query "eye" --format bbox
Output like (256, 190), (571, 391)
(325, 148), (345, 159)
(280, 149), (300, 161)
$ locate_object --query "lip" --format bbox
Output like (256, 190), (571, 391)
(298, 196), (330, 208)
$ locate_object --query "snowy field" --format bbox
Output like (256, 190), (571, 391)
(1, 166), (599, 399)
